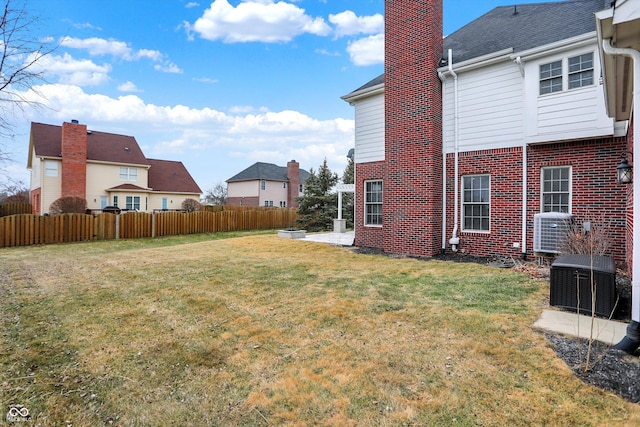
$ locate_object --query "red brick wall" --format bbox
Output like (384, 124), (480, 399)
(227, 196), (259, 207)
(527, 138), (627, 263)
(287, 160), (300, 208)
(355, 161), (385, 249)
(442, 138), (627, 262)
(445, 147), (525, 258)
(384, 0), (443, 257)
(61, 121), (87, 200)
(626, 116), (634, 271)
(30, 187), (41, 215)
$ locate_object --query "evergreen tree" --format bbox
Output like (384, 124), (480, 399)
(341, 156), (354, 228)
(296, 158), (338, 231)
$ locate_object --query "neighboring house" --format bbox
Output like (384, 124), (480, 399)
(342, 0), (628, 262)
(226, 161), (310, 208)
(27, 121), (202, 214)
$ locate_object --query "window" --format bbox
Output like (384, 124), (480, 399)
(462, 175), (490, 232)
(539, 60), (562, 95)
(299, 184), (303, 193)
(120, 167), (137, 181)
(364, 180), (383, 226)
(261, 180), (266, 190)
(568, 53), (593, 89)
(113, 196), (119, 207)
(264, 200), (273, 207)
(540, 53), (594, 95)
(44, 160), (59, 177)
(100, 196), (107, 208)
(162, 198), (168, 210)
(542, 167), (571, 213)
(126, 196), (140, 210)
(283, 182), (287, 189)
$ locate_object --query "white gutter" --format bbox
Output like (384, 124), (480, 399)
(447, 49), (460, 251)
(602, 38), (640, 323)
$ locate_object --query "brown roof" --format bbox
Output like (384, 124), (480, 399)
(107, 184), (150, 191)
(30, 122), (149, 166)
(147, 159), (202, 194)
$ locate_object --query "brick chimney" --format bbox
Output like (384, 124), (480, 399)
(287, 160), (300, 208)
(384, 0), (443, 257)
(61, 120), (88, 200)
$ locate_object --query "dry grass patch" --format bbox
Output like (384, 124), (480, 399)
(1, 232), (639, 426)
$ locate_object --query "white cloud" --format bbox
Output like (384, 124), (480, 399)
(329, 10), (384, 38)
(185, 2), (200, 8)
(185, 0), (331, 43)
(59, 37), (164, 62)
(154, 61), (183, 74)
(117, 81), (142, 92)
(193, 77), (219, 84)
(17, 83), (354, 184)
(33, 53), (111, 86)
(347, 33), (384, 66)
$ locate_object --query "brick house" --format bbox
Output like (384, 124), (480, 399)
(28, 121), (202, 214)
(226, 161), (309, 208)
(342, 0), (629, 264)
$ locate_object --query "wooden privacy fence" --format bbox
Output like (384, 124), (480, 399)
(0, 202), (32, 217)
(0, 208), (300, 248)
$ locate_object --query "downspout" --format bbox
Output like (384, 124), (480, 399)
(602, 38), (640, 353)
(515, 56), (528, 260)
(448, 49), (461, 251)
(438, 70), (447, 252)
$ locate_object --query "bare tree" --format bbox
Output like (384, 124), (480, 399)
(0, 0), (53, 197)
(203, 182), (228, 206)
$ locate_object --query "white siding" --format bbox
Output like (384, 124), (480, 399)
(353, 93), (385, 163)
(523, 46), (613, 143)
(443, 61), (524, 153)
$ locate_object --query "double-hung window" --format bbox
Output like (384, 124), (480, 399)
(462, 175), (490, 232)
(126, 196), (140, 210)
(568, 53), (593, 89)
(539, 52), (594, 95)
(364, 180), (383, 226)
(120, 167), (137, 182)
(539, 60), (563, 95)
(542, 166), (571, 213)
(44, 160), (59, 177)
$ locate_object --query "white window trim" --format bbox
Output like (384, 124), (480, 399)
(44, 160), (59, 177)
(364, 179), (383, 227)
(539, 51), (595, 96)
(540, 166), (572, 213)
(461, 174), (491, 233)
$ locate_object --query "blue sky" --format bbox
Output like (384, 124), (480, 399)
(3, 0), (551, 193)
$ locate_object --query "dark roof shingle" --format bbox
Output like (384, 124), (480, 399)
(346, 0), (608, 95)
(227, 162), (310, 183)
(147, 159), (202, 194)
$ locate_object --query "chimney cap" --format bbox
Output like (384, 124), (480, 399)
(71, 119), (79, 124)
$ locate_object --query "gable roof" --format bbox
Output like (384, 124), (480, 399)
(226, 162), (310, 183)
(29, 122), (148, 166)
(345, 0), (607, 96)
(147, 159), (202, 194)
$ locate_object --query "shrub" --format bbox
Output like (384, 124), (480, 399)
(181, 198), (202, 213)
(49, 196), (88, 215)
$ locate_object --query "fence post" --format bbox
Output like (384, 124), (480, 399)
(152, 212), (156, 238)
(115, 214), (120, 240)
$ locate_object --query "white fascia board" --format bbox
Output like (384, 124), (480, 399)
(613, 0), (640, 25)
(437, 48), (514, 75)
(341, 83), (384, 104)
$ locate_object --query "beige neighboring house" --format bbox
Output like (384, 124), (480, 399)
(226, 161), (309, 208)
(27, 121), (202, 214)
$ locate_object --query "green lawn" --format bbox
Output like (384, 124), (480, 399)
(1, 232), (638, 426)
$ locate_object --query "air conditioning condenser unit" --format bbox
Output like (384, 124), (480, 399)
(533, 212), (573, 254)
